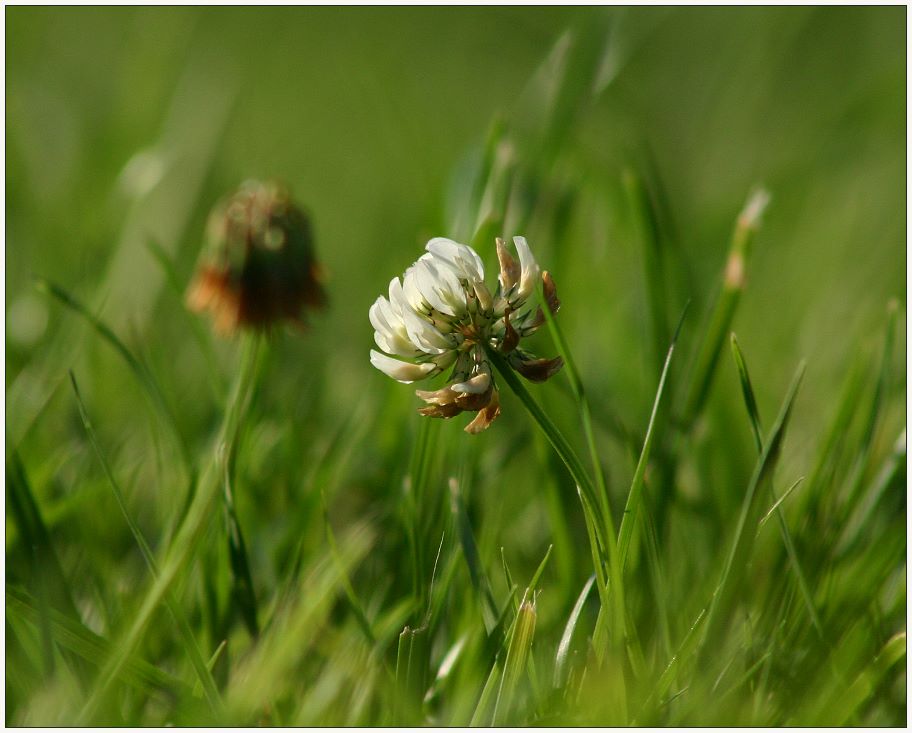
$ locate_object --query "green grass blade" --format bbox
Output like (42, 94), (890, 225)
(35, 276), (192, 476)
(492, 597), (537, 725)
(836, 429), (905, 556)
(6, 447), (79, 621)
(681, 189), (770, 426)
(68, 371), (224, 714)
(617, 304), (688, 570)
(449, 478), (499, 630)
(537, 280), (615, 532)
(634, 607), (706, 722)
(730, 333), (764, 453)
(77, 336), (261, 723)
(225, 523), (375, 723)
(321, 487), (376, 645)
(222, 445), (259, 638)
(623, 168), (670, 376)
(554, 574), (595, 689)
(7, 587), (186, 701)
(758, 476), (804, 528)
(840, 301), (898, 518)
(697, 360), (806, 664)
(469, 658), (503, 727)
(730, 334), (823, 637)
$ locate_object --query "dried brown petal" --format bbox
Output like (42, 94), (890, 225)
(415, 386), (457, 406)
(464, 389), (501, 434)
(511, 354), (564, 383)
(501, 309), (520, 353)
(454, 382), (494, 412)
(418, 402), (464, 419)
(542, 270), (561, 315)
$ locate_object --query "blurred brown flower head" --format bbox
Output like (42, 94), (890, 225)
(186, 180), (326, 334)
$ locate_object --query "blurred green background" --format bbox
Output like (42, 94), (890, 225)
(6, 6), (906, 726)
(8, 6), (904, 431)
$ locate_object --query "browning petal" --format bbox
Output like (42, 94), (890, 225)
(496, 237), (520, 292)
(464, 389), (501, 434)
(501, 309), (520, 354)
(418, 402), (464, 419)
(512, 354), (564, 383)
(415, 386), (458, 406)
(542, 270), (561, 315)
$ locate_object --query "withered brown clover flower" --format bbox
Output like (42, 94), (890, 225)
(369, 237), (562, 433)
(186, 180), (326, 334)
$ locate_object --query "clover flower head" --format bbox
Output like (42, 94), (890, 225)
(186, 180), (327, 334)
(369, 236), (563, 433)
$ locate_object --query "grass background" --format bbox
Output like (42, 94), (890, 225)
(6, 6), (906, 725)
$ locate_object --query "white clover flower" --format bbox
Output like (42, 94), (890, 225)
(369, 236), (563, 433)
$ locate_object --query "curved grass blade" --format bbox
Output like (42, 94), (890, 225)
(321, 487), (376, 645)
(554, 574), (595, 689)
(840, 301), (899, 519)
(730, 334), (823, 638)
(758, 476), (804, 528)
(221, 458), (258, 638)
(633, 607), (706, 723)
(696, 360), (806, 666)
(623, 168), (669, 376)
(681, 188), (770, 427)
(77, 336), (261, 724)
(492, 597), (537, 725)
(36, 276), (192, 476)
(7, 586), (186, 701)
(449, 478), (499, 631)
(7, 447), (79, 621)
(69, 372), (223, 714)
(730, 333), (763, 453)
(617, 304), (689, 570)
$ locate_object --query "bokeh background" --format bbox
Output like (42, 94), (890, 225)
(6, 6), (906, 725)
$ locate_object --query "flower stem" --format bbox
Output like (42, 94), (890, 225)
(485, 347), (626, 648)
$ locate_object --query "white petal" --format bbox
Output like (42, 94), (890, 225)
(401, 306), (451, 354)
(388, 277), (409, 317)
(425, 255), (468, 316)
(452, 371), (491, 394)
(473, 280), (493, 312)
(412, 256), (462, 316)
(370, 350), (435, 383)
(513, 236), (540, 301)
(369, 296), (395, 335)
(426, 237), (485, 282)
(401, 265), (426, 312)
(370, 296), (419, 357)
